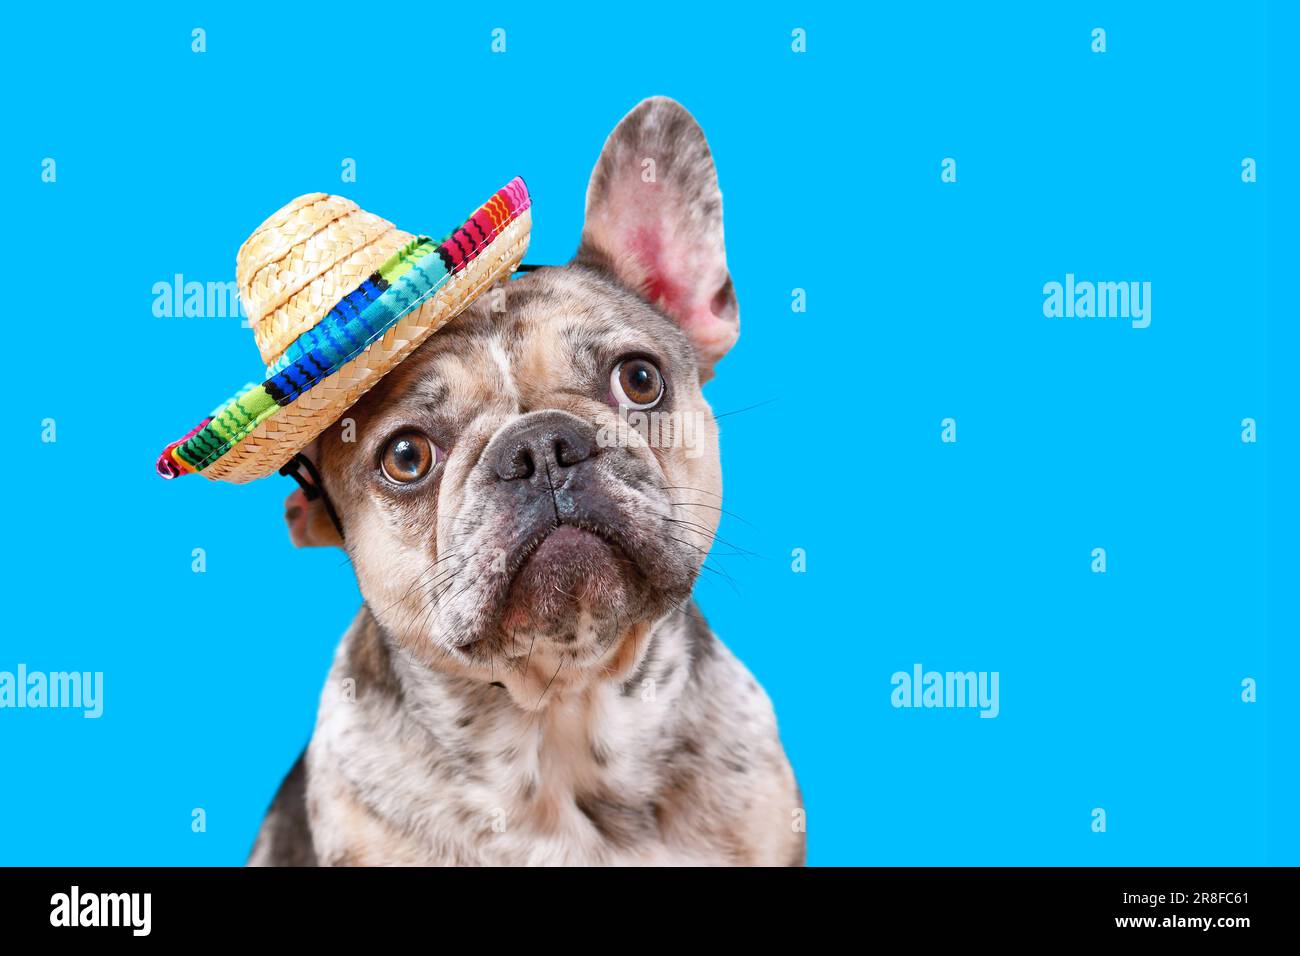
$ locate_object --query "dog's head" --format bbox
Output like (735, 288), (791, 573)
(288, 97), (738, 687)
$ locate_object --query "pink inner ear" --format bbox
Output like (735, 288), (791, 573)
(630, 225), (687, 317)
(625, 223), (737, 374)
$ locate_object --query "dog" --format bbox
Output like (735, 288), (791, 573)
(248, 97), (804, 866)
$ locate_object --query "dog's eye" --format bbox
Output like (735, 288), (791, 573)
(610, 358), (664, 409)
(380, 432), (438, 484)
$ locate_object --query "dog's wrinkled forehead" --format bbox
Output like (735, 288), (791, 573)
(361, 264), (698, 424)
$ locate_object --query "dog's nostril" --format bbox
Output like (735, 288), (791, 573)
(554, 430), (593, 468)
(513, 447), (536, 480)
(495, 444), (536, 481)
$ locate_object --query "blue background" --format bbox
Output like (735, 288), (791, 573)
(1, 2), (1294, 866)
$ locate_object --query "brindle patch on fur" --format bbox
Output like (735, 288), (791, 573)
(344, 608), (403, 704)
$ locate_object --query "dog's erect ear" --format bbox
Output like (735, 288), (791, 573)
(283, 443), (343, 549)
(575, 96), (739, 380)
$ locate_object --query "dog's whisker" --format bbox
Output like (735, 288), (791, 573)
(710, 397), (780, 420)
(536, 658), (564, 711)
(521, 632), (538, 677)
(657, 484), (723, 499)
(665, 499), (757, 528)
(658, 532), (750, 562)
(696, 562), (742, 595)
(655, 514), (759, 558)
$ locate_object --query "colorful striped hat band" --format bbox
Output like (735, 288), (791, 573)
(156, 178), (531, 483)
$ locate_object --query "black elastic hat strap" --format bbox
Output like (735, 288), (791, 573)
(279, 453), (345, 541)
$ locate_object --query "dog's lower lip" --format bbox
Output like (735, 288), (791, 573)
(553, 521), (618, 547)
(537, 524), (612, 554)
(496, 519), (641, 602)
(509, 520), (621, 571)
(519, 522), (624, 571)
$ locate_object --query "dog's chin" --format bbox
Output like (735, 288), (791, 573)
(498, 525), (640, 640)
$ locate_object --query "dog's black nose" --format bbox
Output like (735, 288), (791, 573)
(491, 412), (596, 482)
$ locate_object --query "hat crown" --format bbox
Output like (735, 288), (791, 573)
(236, 193), (414, 365)
(157, 177), (531, 484)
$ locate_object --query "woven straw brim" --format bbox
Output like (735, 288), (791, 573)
(202, 210), (531, 483)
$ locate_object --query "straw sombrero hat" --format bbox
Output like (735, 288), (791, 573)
(156, 178), (531, 483)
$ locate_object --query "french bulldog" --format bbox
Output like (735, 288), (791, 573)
(248, 97), (804, 866)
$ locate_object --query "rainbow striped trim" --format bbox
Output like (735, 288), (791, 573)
(157, 178), (530, 478)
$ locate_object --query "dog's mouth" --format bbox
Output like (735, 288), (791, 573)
(520, 522), (621, 569)
(494, 516), (646, 640)
(433, 476), (702, 657)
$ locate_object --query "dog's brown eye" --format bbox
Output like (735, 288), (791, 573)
(611, 358), (664, 409)
(381, 432), (437, 484)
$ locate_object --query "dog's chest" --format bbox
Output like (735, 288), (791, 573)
(306, 680), (718, 865)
